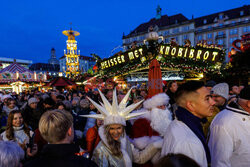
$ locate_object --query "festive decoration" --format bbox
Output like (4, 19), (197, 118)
(62, 26), (80, 77)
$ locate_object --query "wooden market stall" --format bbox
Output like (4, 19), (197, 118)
(0, 62), (46, 93)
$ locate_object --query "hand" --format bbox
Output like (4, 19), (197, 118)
(27, 144), (38, 157)
(18, 139), (27, 150)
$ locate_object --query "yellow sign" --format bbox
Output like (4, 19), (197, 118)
(159, 44), (221, 62)
(101, 48), (144, 69)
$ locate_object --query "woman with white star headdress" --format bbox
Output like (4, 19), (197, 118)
(81, 88), (163, 167)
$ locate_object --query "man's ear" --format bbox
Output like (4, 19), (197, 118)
(186, 100), (195, 112)
(67, 127), (73, 137)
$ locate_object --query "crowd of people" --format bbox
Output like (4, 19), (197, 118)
(0, 80), (249, 167)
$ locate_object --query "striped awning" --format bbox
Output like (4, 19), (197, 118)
(0, 63), (32, 73)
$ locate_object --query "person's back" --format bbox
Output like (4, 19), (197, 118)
(24, 110), (97, 167)
(24, 143), (96, 167)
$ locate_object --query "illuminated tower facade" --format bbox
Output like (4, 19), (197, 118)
(62, 28), (80, 77)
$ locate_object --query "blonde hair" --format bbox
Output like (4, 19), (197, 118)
(104, 125), (124, 157)
(39, 110), (73, 143)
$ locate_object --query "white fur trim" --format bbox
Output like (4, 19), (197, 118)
(132, 136), (151, 150)
(98, 126), (132, 167)
(132, 136), (162, 149)
(150, 108), (172, 136)
(143, 93), (170, 109)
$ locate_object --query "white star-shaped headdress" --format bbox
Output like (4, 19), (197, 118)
(80, 87), (145, 126)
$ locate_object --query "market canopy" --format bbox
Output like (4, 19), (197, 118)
(0, 62), (46, 83)
(47, 77), (76, 87)
(95, 42), (225, 79)
(0, 62), (32, 73)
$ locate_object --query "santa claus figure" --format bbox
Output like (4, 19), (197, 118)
(131, 93), (173, 167)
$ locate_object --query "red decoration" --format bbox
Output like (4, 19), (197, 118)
(147, 59), (163, 98)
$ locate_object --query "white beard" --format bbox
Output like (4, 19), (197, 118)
(150, 108), (172, 136)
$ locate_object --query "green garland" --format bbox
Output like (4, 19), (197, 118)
(98, 43), (225, 78)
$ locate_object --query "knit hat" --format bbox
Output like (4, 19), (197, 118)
(211, 83), (229, 100)
(143, 93), (169, 109)
(2, 94), (12, 101)
(81, 88), (145, 126)
(28, 97), (38, 105)
(80, 99), (90, 108)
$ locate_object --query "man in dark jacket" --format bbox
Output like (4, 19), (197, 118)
(24, 110), (97, 167)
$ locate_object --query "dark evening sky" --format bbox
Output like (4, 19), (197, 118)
(0, 0), (248, 63)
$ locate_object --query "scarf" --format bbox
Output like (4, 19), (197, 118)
(175, 106), (211, 164)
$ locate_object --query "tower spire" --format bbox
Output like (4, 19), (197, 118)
(156, 5), (162, 19)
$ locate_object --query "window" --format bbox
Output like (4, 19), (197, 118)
(230, 28), (238, 35)
(240, 11), (244, 16)
(219, 23), (223, 27)
(243, 26), (248, 33)
(183, 34), (188, 40)
(218, 31), (224, 35)
(203, 19), (207, 24)
(207, 41), (212, 45)
(198, 35), (202, 41)
(207, 33), (212, 39)
(218, 39), (223, 45)
(173, 28), (179, 33)
(230, 37), (237, 44)
(172, 37), (178, 43)
(183, 26), (189, 32)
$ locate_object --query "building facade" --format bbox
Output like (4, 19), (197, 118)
(0, 57), (32, 70)
(122, 5), (250, 59)
(29, 48), (60, 76)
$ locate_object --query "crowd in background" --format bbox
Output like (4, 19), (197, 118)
(0, 80), (249, 167)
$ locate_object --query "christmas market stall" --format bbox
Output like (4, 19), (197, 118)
(46, 77), (77, 90)
(93, 27), (226, 86)
(0, 62), (46, 93)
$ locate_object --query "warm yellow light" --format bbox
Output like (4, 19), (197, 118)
(198, 73), (204, 78)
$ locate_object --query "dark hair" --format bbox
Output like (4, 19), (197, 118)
(7, 98), (16, 106)
(56, 95), (65, 101)
(56, 102), (66, 110)
(43, 97), (55, 106)
(167, 81), (177, 89)
(175, 81), (204, 103)
(239, 86), (250, 100)
(155, 153), (200, 167)
(6, 110), (30, 141)
(205, 80), (216, 87)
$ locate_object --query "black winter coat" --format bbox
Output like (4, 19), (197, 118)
(24, 144), (97, 167)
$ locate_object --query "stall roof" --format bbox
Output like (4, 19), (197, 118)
(47, 77), (76, 87)
(0, 62), (32, 73)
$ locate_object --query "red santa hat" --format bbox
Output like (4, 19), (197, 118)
(143, 93), (169, 109)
